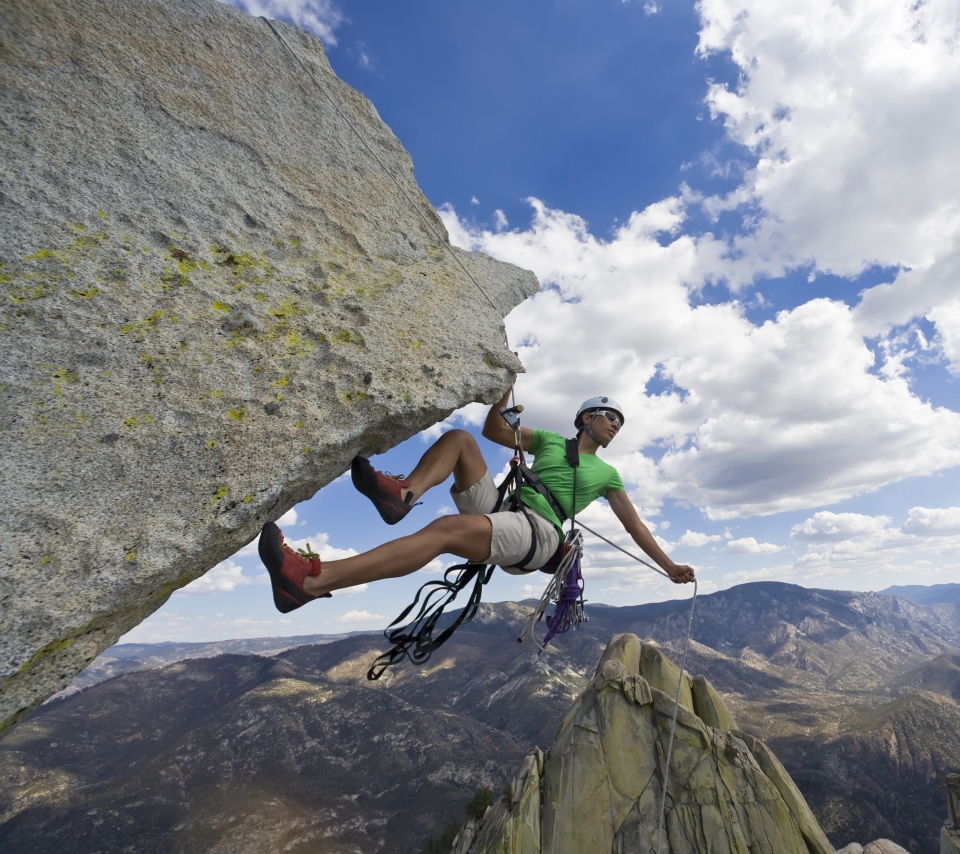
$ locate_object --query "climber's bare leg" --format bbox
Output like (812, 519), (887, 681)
(402, 429), (488, 503)
(302, 514), (493, 595)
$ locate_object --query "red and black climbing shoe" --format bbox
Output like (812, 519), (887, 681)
(351, 456), (415, 525)
(258, 522), (330, 613)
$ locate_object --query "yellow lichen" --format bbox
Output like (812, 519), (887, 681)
(228, 407), (245, 420)
(268, 299), (305, 318)
(285, 331), (315, 355)
(47, 368), (79, 395)
(203, 486), (228, 508)
(24, 249), (64, 262)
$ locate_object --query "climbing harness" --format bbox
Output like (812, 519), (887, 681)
(262, 18), (510, 351)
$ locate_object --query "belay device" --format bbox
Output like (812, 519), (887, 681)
(366, 402), (589, 680)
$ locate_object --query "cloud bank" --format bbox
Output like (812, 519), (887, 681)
(439, 0), (960, 521)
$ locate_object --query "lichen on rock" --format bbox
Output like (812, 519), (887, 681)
(0, 0), (538, 732)
(456, 633), (836, 854)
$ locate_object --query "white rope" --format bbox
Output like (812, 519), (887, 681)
(262, 18), (510, 346)
(576, 520), (698, 854)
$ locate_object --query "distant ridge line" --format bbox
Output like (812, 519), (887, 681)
(878, 583), (960, 605)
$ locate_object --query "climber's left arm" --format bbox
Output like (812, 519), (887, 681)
(606, 490), (695, 584)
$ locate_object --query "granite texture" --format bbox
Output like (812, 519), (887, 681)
(457, 634), (836, 854)
(0, 0), (536, 732)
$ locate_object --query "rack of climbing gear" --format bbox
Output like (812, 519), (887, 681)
(517, 527), (587, 651)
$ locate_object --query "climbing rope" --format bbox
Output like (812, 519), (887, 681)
(576, 520), (698, 854)
(262, 18), (510, 347)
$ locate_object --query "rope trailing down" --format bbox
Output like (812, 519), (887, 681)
(575, 520), (699, 854)
(366, 561), (493, 681)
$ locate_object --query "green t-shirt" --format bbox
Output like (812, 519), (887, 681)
(518, 429), (625, 534)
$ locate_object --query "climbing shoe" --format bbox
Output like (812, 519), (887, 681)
(258, 521), (330, 613)
(351, 456), (415, 525)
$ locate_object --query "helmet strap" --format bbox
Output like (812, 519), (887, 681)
(584, 414), (607, 448)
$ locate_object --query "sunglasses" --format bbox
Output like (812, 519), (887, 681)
(591, 410), (621, 427)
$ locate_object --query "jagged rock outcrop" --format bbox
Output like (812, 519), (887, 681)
(455, 634), (834, 854)
(0, 0), (537, 732)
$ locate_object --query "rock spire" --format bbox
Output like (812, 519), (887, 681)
(454, 634), (834, 854)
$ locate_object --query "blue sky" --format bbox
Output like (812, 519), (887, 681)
(124, 0), (960, 643)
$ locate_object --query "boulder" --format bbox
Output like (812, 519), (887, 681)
(862, 841), (910, 854)
(944, 825), (960, 854)
(0, 0), (536, 732)
(458, 634), (835, 854)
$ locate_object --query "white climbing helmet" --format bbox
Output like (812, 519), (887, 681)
(575, 396), (625, 429)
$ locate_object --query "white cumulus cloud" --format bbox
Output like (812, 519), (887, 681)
(723, 537), (783, 555)
(335, 610), (384, 627)
(695, 0), (960, 373)
(177, 560), (263, 595)
(929, 300), (960, 376)
(677, 530), (723, 547)
(792, 511), (891, 543)
(441, 201), (960, 520)
(219, 0), (344, 45)
(901, 506), (960, 536)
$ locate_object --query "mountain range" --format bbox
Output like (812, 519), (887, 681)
(2, 581), (959, 853)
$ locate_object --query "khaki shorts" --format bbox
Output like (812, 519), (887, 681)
(451, 471), (560, 573)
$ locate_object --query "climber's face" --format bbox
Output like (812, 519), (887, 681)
(589, 410), (620, 443)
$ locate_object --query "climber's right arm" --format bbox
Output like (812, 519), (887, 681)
(482, 389), (533, 452)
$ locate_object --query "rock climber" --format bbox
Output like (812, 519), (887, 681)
(258, 392), (696, 612)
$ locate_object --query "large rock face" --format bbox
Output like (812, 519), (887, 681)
(0, 0), (536, 732)
(455, 634), (834, 854)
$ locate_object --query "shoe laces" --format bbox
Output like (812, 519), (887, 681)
(383, 471), (408, 482)
(297, 543), (320, 560)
